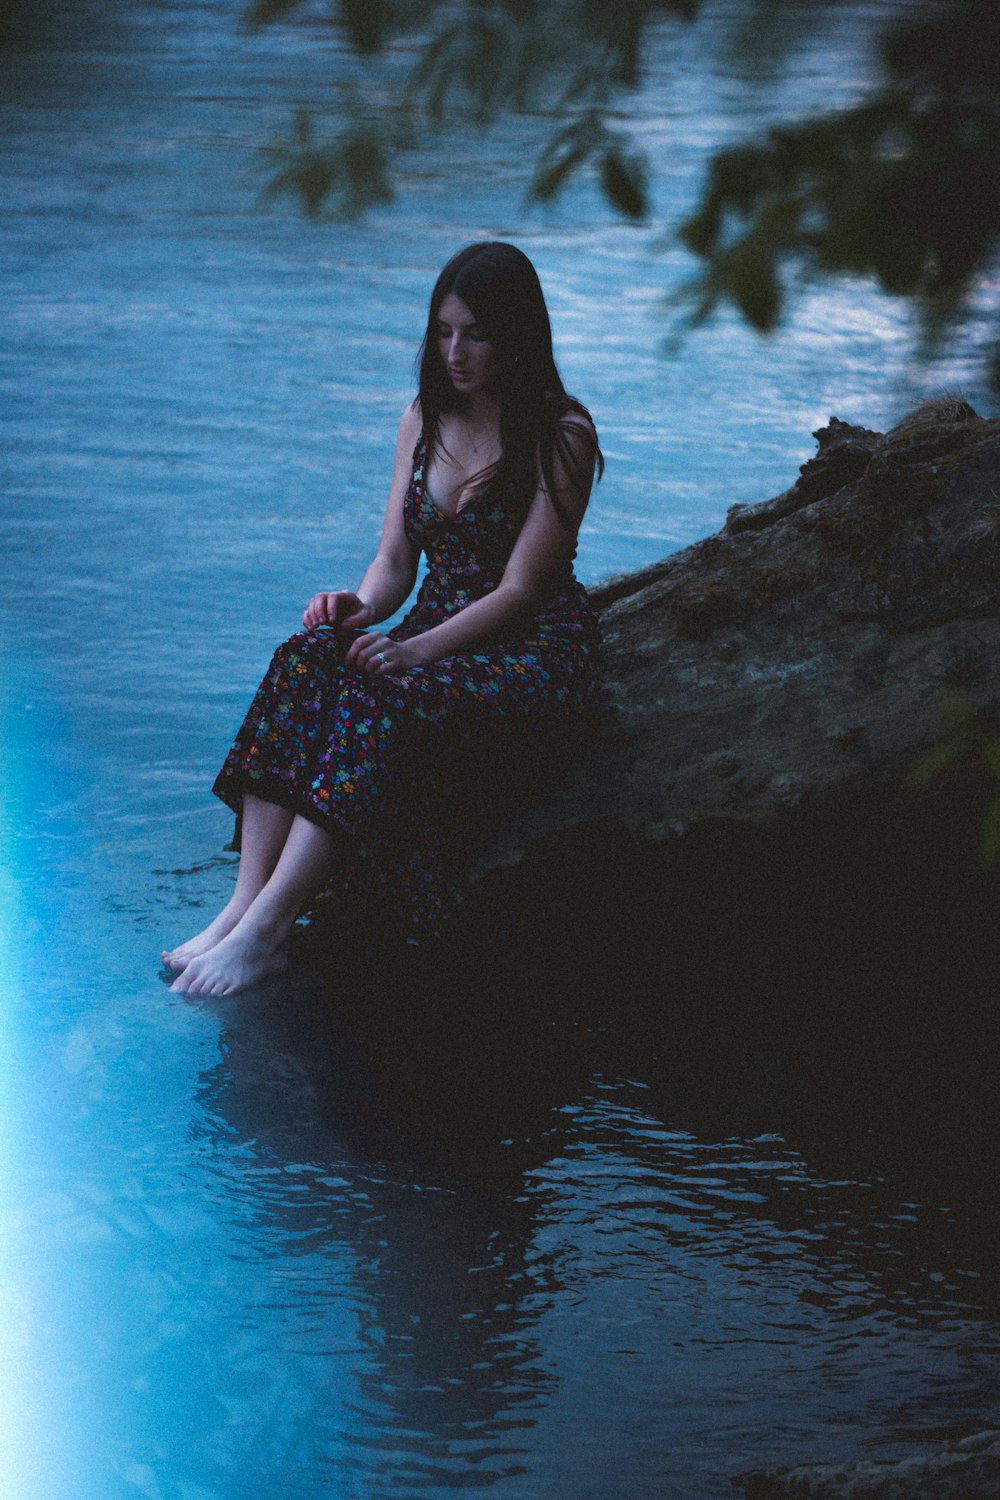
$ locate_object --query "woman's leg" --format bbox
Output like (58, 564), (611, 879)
(169, 814), (339, 996)
(162, 794), (295, 969)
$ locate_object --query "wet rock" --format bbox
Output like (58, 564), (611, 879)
(739, 1427), (1000, 1499)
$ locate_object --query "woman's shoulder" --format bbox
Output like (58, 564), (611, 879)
(543, 396), (604, 491)
(545, 393), (597, 441)
(394, 399), (424, 458)
(399, 398), (423, 439)
(548, 401), (600, 469)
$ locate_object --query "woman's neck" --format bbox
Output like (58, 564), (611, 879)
(461, 390), (501, 430)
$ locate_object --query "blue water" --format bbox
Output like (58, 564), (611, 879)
(2, 2), (998, 1497)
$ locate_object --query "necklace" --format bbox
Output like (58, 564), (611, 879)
(463, 416), (495, 455)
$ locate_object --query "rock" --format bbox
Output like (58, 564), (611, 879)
(457, 404), (1000, 1500)
(475, 398), (1000, 875)
(739, 1427), (1000, 1499)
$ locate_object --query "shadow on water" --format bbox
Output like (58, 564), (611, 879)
(483, 792), (1000, 1261)
(199, 779), (1000, 1263)
(157, 727), (993, 1201)
(180, 786), (1000, 1492)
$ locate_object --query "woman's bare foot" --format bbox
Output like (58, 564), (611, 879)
(168, 914), (288, 997)
(162, 897), (249, 971)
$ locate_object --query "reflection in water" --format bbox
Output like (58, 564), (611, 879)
(191, 960), (564, 1493)
(176, 937), (1000, 1498)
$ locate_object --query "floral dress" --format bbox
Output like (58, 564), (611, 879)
(212, 433), (600, 935)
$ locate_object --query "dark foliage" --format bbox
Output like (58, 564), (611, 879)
(248, 0), (999, 388)
(676, 0), (1000, 386)
(248, 0), (683, 223)
(260, 110), (392, 221)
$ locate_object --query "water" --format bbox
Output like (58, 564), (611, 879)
(2, 2), (999, 1496)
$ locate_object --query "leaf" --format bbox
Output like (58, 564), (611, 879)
(464, 20), (510, 122)
(408, 25), (472, 120)
(722, 237), (781, 331)
(559, 64), (612, 109)
(600, 144), (648, 220)
(340, 0), (387, 55)
(408, 26), (460, 100)
(342, 129), (393, 212)
(260, 155), (337, 217)
(297, 158), (339, 217)
(530, 134), (595, 202)
(528, 114), (601, 202)
(679, 199), (721, 257)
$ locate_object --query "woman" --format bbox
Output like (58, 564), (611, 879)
(163, 241), (603, 995)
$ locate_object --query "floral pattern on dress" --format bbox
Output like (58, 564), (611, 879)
(212, 433), (600, 935)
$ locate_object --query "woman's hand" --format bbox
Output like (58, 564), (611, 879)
(302, 591), (374, 632)
(345, 631), (418, 677)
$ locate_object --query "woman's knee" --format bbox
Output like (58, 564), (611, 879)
(268, 628), (342, 674)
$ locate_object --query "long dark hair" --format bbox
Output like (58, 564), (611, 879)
(415, 242), (603, 520)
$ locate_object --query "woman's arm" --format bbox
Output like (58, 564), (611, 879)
(303, 404), (422, 631)
(349, 415), (597, 674)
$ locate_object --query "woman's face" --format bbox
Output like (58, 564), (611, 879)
(436, 293), (498, 397)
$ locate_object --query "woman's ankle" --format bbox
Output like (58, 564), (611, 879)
(231, 901), (295, 952)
